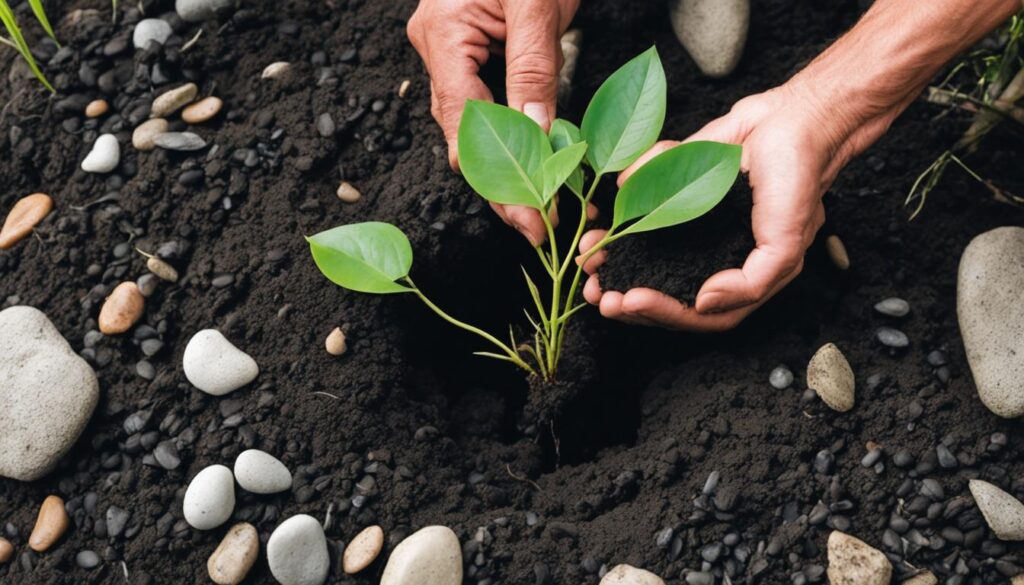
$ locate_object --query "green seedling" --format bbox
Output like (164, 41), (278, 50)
(0, 0), (58, 92)
(309, 47), (742, 381)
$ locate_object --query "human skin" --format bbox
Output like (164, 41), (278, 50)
(409, 0), (1021, 331)
(579, 0), (1022, 332)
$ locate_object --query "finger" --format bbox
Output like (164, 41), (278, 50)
(428, 38), (494, 171)
(504, 0), (561, 130)
(617, 140), (678, 187)
(489, 202), (513, 226)
(504, 205), (546, 246)
(583, 274), (602, 304)
(600, 290), (662, 327)
(578, 229), (607, 254)
(587, 203), (599, 220)
(621, 288), (753, 332)
(695, 247), (803, 314)
(577, 229), (608, 274)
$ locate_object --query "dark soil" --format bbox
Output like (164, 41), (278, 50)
(1, 0), (1023, 584)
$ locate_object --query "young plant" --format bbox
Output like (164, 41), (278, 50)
(0, 0), (58, 92)
(308, 47), (742, 381)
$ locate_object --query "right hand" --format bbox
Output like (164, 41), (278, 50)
(407, 0), (580, 246)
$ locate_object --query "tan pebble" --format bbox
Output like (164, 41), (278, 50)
(29, 495), (68, 552)
(398, 79), (411, 98)
(807, 342), (855, 412)
(1013, 575), (1024, 585)
(85, 99), (109, 118)
(0, 538), (12, 564)
(150, 82), (198, 118)
(133, 118), (170, 151)
(182, 96), (223, 124)
(336, 182), (361, 203)
(826, 234), (850, 270)
(147, 256), (179, 282)
(98, 282), (145, 335)
(902, 571), (938, 585)
(0, 193), (53, 250)
(325, 327), (347, 356)
(865, 440), (881, 452)
(208, 523), (259, 585)
(261, 62), (291, 79)
(343, 525), (383, 574)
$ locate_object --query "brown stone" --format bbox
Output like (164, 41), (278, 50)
(98, 282), (145, 335)
(343, 525), (383, 574)
(85, 99), (109, 118)
(336, 182), (361, 203)
(208, 523), (259, 585)
(29, 495), (68, 552)
(325, 327), (347, 356)
(182, 96), (223, 124)
(826, 234), (850, 270)
(0, 538), (12, 564)
(132, 118), (169, 151)
(0, 193), (53, 250)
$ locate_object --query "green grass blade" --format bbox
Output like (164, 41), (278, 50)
(0, 1), (55, 92)
(26, 0), (58, 46)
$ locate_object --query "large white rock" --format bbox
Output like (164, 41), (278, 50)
(826, 531), (891, 585)
(233, 449), (292, 494)
(183, 464), (235, 530)
(176, 0), (234, 22)
(183, 329), (259, 396)
(670, 0), (749, 78)
(381, 525), (462, 585)
(807, 343), (855, 412)
(267, 515), (330, 585)
(969, 479), (1024, 540)
(0, 306), (99, 481)
(132, 18), (173, 49)
(81, 134), (120, 173)
(957, 226), (1024, 417)
(600, 564), (666, 585)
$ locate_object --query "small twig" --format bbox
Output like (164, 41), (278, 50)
(0, 36), (17, 50)
(505, 464), (541, 491)
(121, 561), (129, 582)
(181, 28), (203, 53)
(323, 502), (334, 531)
(312, 391), (339, 399)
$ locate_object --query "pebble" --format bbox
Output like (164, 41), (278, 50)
(336, 181), (361, 203)
(825, 234), (850, 270)
(601, 564), (666, 585)
(903, 571), (938, 585)
(262, 62), (292, 79)
(28, 495), (68, 552)
(146, 255), (179, 282)
(558, 29), (582, 105)
(132, 18), (173, 49)
(769, 365), (793, 389)
(84, 99), (108, 118)
(182, 97), (223, 124)
(153, 132), (208, 151)
(233, 449), (292, 494)
(208, 523), (258, 585)
(343, 525), (384, 574)
(670, 0), (749, 78)
(151, 83), (198, 118)
(183, 329), (259, 396)
(969, 479), (1024, 540)
(75, 549), (101, 569)
(380, 525), (462, 585)
(0, 307), (99, 481)
(826, 531), (891, 585)
(176, 0), (234, 21)
(98, 282), (145, 335)
(806, 343), (855, 412)
(875, 327), (909, 348)
(267, 515), (330, 585)
(398, 79), (411, 98)
(957, 226), (1024, 417)
(325, 327), (347, 356)
(874, 297), (910, 318)
(0, 538), (11, 564)
(132, 118), (169, 151)
(81, 134), (120, 173)
(0, 193), (53, 250)
(184, 464), (235, 530)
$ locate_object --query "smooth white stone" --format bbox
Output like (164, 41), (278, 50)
(600, 564), (666, 585)
(183, 464), (235, 530)
(380, 525), (462, 585)
(175, 0), (234, 22)
(267, 515), (330, 585)
(970, 479), (1024, 540)
(826, 531), (892, 585)
(183, 329), (259, 396)
(233, 449), (292, 494)
(81, 134), (120, 173)
(132, 19), (173, 49)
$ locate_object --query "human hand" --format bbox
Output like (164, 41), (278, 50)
(407, 0), (579, 246)
(578, 81), (880, 332)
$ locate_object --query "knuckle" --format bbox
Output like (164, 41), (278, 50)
(506, 50), (559, 89)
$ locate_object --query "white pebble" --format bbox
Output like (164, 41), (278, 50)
(267, 515), (330, 585)
(233, 449), (292, 494)
(81, 134), (120, 173)
(184, 464), (235, 530)
(132, 19), (173, 49)
(183, 329), (259, 396)
(807, 343), (855, 412)
(769, 365), (793, 389)
(381, 526), (462, 585)
(874, 297), (910, 318)
(970, 479), (1024, 540)
(262, 62), (292, 80)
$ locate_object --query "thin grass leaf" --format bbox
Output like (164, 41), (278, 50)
(521, 267), (550, 329)
(0, 1), (54, 92)
(27, 0), (58, 46)
(472, 351), (518, 363)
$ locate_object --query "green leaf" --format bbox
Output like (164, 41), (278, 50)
(27, 0), (57, 45)
(612, 141), (742, 235)
(457, 100), (551, 209)
(307, 222), (414, 294)
(548, 119), (584, 196)
(581, 46), (666, 174)
(538, 142), (587, 204)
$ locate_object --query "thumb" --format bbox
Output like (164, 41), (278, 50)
(504, 0), (562, 131)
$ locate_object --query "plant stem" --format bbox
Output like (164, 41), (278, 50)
(404, 277), (536, 375)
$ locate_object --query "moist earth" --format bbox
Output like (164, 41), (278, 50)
(0, 0), (1023, 584)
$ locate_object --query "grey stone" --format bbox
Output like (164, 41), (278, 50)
(669, 0), (749, 78)
(0, 306), (99, 481)
(874, 297), (910, 317)
(769, 365), (793, 389)
(132, 19), (173, 49)
(153, 132), (208, 152)
(175, 0), (234, 22)
(267, 515), (329, 585)
(969, 479), (1024, 540)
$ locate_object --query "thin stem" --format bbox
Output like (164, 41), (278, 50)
(0, 36), (16, 50)
(534, 246), (555, 277)
(404, 277), (536, 375)
(554, 229), (622, 358)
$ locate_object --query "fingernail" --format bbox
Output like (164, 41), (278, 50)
(523, 103), (550, 130)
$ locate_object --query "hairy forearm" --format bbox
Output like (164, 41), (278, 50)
(787, 0), (1020, 164)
